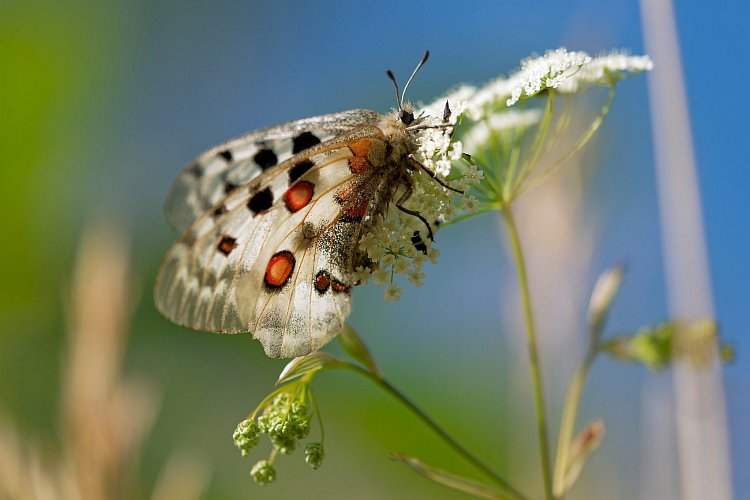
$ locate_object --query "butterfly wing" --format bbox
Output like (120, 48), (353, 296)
(165, 109), (381, 233)
(155, 124), (389, 357)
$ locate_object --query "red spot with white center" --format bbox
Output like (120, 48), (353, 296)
(264, 251), (295, 288)
(284, 181), (314, 212)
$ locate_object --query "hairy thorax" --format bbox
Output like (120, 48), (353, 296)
(377, 111), (417, 166)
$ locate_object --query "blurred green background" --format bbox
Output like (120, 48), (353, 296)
(1, 0), (747, 498)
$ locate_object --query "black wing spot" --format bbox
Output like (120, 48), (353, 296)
(212, 204), (227, 218)
(248, 187), (274, 214)
(218, 149), (233, 162)
(339, 212), (362, 223)
(186, 162), (203, 178)
(224, 182), (239, 194)
(253, 148), (278, 169)
(218, 236), (236, 256)
(292, 132), (321, 154)
(288, 159), (314, 183)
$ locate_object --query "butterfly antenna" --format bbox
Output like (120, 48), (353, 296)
(386, 69), (402, 110)
(401, 50), (429, 104)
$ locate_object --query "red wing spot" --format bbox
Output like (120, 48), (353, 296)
(331, 279), (351, 294)
(314, 270), (331, 294)
(348, 157), (370, 174)
(284, 181), (314, 212)
(340, 197), (370, 223)
(349, 139), (371, 157)
(217, 236), (236, 256)
(264, 251), (295, 288)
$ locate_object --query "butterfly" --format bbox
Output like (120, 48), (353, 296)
(154, 51), (459, 358)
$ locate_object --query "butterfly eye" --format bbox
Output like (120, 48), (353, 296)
(398, 109), (414, 125)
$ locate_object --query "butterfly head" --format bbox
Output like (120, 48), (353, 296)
(397, 102), (415, 125)
(387, 51), (429, 127)
(398, 108), (415, 125)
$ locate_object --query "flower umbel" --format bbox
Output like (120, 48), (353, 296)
(419, 47), (653, 209)
(506, 48), (591, 106)
(234, 374), (324, 484)
(360, 48), (651, 303)
(256, 394), (311, 454)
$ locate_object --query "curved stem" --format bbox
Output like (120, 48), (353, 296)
(309, 387), (325, 443)
(343, 362), (528, 500)
(501, 204), (553, 500)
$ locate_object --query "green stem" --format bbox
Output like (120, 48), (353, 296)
(553, 278), (612, 497)
(517, 83), (616, 199)
(500, 204), (553, 500)
(552, 350), (595, 498)
(309, 387), (325, 443)
(511, 92), (555, 199)
(343, 362), (528, 500)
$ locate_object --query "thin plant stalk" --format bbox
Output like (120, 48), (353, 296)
(517, 84), (616, 199)
(510, 92), (555, 198)
(552, 349), (596, 497)
(500, 204), (553, 500)
(342, 362), (528, 500)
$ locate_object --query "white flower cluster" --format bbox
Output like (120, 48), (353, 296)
(355, 101), (483, 302)
(506, 48), (592, 106)
(429, 48), (652, 118)
(354, 205), (436, 301)
(557, 50), (654, 93)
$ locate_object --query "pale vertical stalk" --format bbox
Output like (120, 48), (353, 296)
(639, 1), (733, 499)
(501, 205), (553, 500)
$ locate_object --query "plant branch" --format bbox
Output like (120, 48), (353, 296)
(500, 204), (554, 500)
(552, 348), (596, 498)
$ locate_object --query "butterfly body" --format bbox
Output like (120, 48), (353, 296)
(155, 108), (429, 358)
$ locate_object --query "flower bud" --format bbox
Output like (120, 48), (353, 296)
(250, 460), (276, 485)
(232, 419), (260, 456)
(305, 442), (325, 470)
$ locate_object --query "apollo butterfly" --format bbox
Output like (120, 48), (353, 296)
(154, 52), (460, 358)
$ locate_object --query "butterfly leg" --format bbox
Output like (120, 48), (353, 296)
(407, 157), (464, 194)
(395, 182), (434, 241)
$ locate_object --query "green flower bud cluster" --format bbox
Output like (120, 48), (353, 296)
(233, 385), (325, 485)
(257, 393), (311, 454)
(232, 419), (260, 456)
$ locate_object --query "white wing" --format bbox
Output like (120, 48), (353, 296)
(165, 109), (381, 233)
(155, 126), (389, 357)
